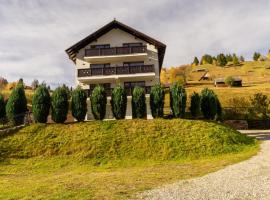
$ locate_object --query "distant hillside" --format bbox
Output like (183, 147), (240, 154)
(186, 61), (270, 84)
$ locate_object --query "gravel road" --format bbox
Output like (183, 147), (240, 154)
(137, 131), (270, 200)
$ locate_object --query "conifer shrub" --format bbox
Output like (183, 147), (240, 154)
(190, 92), (201, 118)
(71, 86), (87, 122)
(200, 88), (217, 119)
(32, 85), (51, 123)
(132, 86), (146, 119)
(0, 94), (6, 122)
(6, 83), (28, 125)
(51, 86), (69, 123)
(216, 96), (222, 121)
(170, 82), (187, 118)
(150, 84), (164, 118)
(111, 85), (127, 119)
(90, 85), (107, 120)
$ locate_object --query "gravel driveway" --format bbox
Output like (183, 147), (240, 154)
(137, 130), (270, 200)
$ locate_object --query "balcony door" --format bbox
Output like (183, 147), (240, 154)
(90, 63), (110, 76)
(124, 61), (144, 74)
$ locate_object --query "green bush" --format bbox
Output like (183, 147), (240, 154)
(150, 84), (164, 118)
(190, 92), (201, 118)
(6, 83), (28, 125)
(111, 85), (127, 119)
(200, 88), (217, 120)
(91, 85), (107, 120)
(51, 86), (69, 123)
(225, 76), (235, 87)
(32, 85), (51, 123)
(132, 86), (146, 119)
(248, 93), (270, 120)
(71, 86), (87, 122)
(0, 94), (6, 122)
(170, 83), (186, 118)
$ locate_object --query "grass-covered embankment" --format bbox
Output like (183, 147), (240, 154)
(0, 119), (258, 199)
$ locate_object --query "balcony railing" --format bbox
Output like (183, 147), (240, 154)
(84, 86), (151, 97)
(85, 46), (147, 57)
(78, 65), (154, 77)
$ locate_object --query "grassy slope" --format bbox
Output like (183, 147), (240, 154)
(0, 119), (258, 199)
(181, 61), (270, 107)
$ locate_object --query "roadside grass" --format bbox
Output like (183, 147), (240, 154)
(0, 119), (258, 199)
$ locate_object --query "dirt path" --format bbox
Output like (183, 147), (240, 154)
(137, 130), (270, 200)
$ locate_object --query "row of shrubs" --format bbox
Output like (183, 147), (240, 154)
(0, 82), (222, 124)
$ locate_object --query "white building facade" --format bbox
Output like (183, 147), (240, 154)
(66, 20), (166, 120)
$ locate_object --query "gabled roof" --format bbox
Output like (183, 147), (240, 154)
(65, 20), (166, 70)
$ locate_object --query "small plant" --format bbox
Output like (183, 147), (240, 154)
(170, 82), (186, 118)
(132, 86), (146, 118)
(150, 84), (164, 118)
(111, 85), (127, 119)
(225, 76), (235, 87)
(190, 92), (201, 118)
(51, 86), (69, 123)
(0, 94), (6, 122)
(71, 86), (88, 122)
(32, 85), (51, 123)
(200, 88), (217, 120)
(91, 85), (107, 120)
(6, 82), (28, 125)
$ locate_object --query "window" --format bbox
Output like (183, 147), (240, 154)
(123, 43), (143, 47)
(90, 44), (110, 49)
(124, 81), (145, 88)
(90, 63), (110, 68)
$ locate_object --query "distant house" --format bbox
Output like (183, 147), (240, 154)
(214, 77), (242, 87)
(192, 68), (207, 72)
(214, 78), (226, 87)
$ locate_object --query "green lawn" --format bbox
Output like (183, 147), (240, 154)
(0, 119), (258, 199)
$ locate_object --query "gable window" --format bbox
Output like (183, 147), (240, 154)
(90, 44), (110, 49)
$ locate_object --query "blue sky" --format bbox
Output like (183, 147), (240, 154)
(0, 0), (270, 87)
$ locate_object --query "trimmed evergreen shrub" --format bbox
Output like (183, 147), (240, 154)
(51, 86), (69, 123)
(190, 92), (201, 118)
(0, 94), (6, 122)
(170, 83), (186, 118)
(200, 88), (217, 119)
(32, 85), (51, 123)
(216, 96), (222, 121)
(132, 86), (146, 118)
(150, 84), (164, 118)
(91, 85), (107, 120)
(111, 85), (127, 119)
(6, 83), (28, 125)
(71, 86), (87, 122)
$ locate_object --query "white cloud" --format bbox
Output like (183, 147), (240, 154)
(0, 0), (270, 87)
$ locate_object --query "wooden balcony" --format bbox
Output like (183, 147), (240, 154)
(84, 86), (151, 97)
(78, 65), (154, 77)
(85, 46), (147, 57)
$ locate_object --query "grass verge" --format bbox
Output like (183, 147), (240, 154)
(0, 119), (259, 199)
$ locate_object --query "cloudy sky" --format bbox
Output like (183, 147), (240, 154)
(0, 0), (270, 87)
